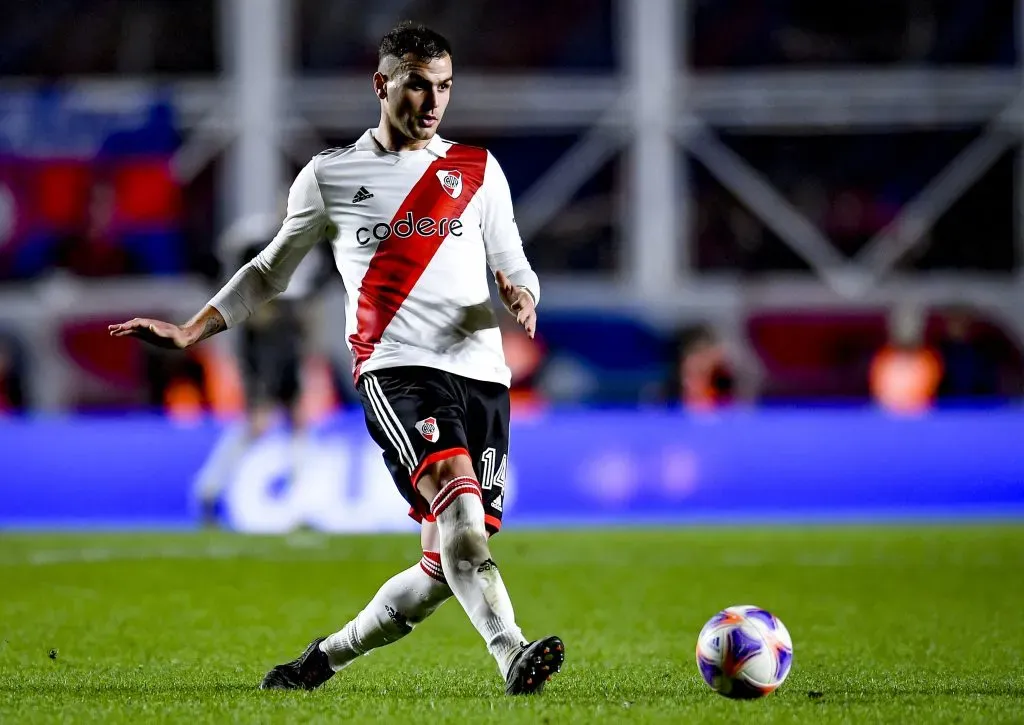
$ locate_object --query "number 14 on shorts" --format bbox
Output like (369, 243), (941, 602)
(479, 447), (507, 511)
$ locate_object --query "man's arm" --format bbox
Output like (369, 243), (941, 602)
(109, 159), (330, 349)
(108, 305), (226, 350)
(479, 151), (540, 338)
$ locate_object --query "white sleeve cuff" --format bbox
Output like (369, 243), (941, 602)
(207, 262), (282, 328)
(506, 268), (540, 306)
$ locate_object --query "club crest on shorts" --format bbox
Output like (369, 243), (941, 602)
(435, 169), (463, 199)
(416, 416), (440, 443)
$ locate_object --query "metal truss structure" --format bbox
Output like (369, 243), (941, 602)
(2, 0), (1023, 407)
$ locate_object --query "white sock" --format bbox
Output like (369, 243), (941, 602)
(431, 476), (527, 677)
(319, 557), (451, 671)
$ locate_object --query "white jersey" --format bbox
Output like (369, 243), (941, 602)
(212, 129), (539, 388)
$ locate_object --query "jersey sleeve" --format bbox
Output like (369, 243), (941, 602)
(251, 159), (329, 289)
(209, 159), (330, 327)
(479, 151), (540, 305)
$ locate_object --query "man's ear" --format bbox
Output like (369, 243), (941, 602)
(372, 71), (388, 101)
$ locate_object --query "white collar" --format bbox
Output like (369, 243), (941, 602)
(356, 128), (450, 158)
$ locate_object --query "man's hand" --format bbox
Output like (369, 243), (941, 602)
(495, 270), (537, 339)
(108, 306), (226, 350)
(108, 318), (195, 349)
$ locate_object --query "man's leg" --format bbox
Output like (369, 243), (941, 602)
(416, 454), (563, 694)
(260, 522), (452, 690)
(261, 368), (561, 693)
(318, 522), (453, 670)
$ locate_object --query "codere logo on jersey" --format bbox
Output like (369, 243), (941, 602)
(357, 212), (464, 246)
(416, 416), (440, 443)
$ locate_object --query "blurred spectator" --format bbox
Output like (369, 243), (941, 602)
(936, 306), (1000, 400)
(667, 325), (737, 411)
(145, 345), (243, 420)
(869, 305), (942, 414)
(52, 177), (131, 277)
(501, 321), (547, 415)
(0, 333), (28, 414)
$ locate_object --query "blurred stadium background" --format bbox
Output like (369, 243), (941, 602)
(0, 0), (1022, 529)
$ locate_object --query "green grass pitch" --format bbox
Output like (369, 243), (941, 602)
(1, 525), (1022, 723)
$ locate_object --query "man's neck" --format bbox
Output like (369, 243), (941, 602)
(373, 120), (430, 152)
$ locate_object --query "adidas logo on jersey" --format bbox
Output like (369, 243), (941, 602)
(352, 186), (374, 203)
(416, 417), (439, 443)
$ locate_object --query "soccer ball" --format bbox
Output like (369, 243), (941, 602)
(695, 605), (793, 699)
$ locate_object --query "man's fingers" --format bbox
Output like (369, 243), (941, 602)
(109, 319), (162, 341)
(108, 317), (184, 349)
(109, 320), (142, 336)
(524, 313), (536, 339)
(495, 270), (515, 296)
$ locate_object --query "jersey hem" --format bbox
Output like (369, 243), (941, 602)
(356, 357), (512, 389)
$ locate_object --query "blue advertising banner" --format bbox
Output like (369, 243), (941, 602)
(1, 409), (1022, 531)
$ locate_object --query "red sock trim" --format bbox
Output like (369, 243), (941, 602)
(419, 551), (446, 583)
(430, 476), (482, 518)
(484, 514), (502, 533)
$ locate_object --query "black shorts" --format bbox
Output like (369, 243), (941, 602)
(358, 366), (510, 534)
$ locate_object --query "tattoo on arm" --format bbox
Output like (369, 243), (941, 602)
(198, 315), (226, 342)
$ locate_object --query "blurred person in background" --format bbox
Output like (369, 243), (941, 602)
(0, 332), (27, 414)
(667, 324), (738, 411)
(191, 215), (337, 525)
(52, 175), (132, 278)
(501, 319), (547, 415)
(869, 304), (942, 414)
(936, 306), (999, 401)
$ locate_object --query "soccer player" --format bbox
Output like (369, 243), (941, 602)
(109, 22), (564, 695)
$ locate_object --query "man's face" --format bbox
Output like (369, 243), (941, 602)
(376, 53), (453, 143)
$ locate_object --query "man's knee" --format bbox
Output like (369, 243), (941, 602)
(416, 454), (491, 566)
(415, 453), (476, 503)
